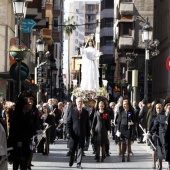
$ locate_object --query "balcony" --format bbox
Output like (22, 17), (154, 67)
(120, 3), (134, 15)
(118, 36), (134, 49)
(100, 27), (113, 37)
(100, 46), (113, 55)
(100, 9), (113, 19)
(41, 28), (52, 44)
(85, 9), (98, 14)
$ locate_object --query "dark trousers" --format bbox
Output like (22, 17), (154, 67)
(70, 140), (83, 165)
(13, 157), (28, 170)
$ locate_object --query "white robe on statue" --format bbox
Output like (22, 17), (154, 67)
(0, 123), (8, 170)
(80, 46), (100, 90)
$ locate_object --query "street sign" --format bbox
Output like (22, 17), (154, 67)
(21, 19), (36, 33)
(10, 62), (29, 81)
(166, 57), (170, 71)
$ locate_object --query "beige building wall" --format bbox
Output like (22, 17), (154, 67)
(0, 1), (15, 99)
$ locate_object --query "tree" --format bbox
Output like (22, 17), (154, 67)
(64, 16), (77, 100)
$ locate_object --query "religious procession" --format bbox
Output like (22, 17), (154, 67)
(1, 1), (170, 170)
(0, 35), (170, 170)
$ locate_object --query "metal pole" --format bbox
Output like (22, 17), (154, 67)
(144, 46), (149, 101)
(67, 37), (70, 100)
(50, 67), (52, 98)
(17, 60), (21, 95)
(17, 17), (21, 96)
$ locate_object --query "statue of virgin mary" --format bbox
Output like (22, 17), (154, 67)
(80, 39), (100, 90)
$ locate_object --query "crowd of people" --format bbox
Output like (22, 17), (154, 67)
(0, 92), (170, 170)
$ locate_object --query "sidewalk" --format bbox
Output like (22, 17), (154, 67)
(8, 138), (168, 170)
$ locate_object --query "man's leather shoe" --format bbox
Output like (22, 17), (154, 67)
(77, 164), (83, 169)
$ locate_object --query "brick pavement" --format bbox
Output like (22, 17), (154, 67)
(8, 137), (168, 170)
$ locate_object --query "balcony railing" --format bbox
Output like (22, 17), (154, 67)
(118, 36), (134, 49)
(120, 2), (134, 15)
(100, 46), (113, 55)
(100, 27), (113, 37)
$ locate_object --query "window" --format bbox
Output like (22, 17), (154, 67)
(75, 31), (78, 36)
(120, 22), (133, 36)
(53, 17), (59, 31)
(75, 39), (78, 44)
(88, 5), (93, 11)
(105, 19), (113, 27)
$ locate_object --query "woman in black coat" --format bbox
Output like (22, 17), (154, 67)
(92, 101), (110, 162)
(117, 99), (135, 162)
(148, 101), (163, 169)
(151, 103), (170, 170)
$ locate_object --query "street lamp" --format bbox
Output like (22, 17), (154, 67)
(142, 20), (153, 101)
(12, 0), (27, 95)
(13, 0), (26, 18)
(36, 35), (44, 103)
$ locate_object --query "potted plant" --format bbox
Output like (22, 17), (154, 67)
(9, 45), (34, 60)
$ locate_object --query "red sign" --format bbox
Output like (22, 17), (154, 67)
(166, 57), (170, 71)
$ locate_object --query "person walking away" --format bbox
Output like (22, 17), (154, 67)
(66, 97), (90, 169)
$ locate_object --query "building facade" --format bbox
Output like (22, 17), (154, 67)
(113, 0), (154, 101)
(152, 0), (170, 99)
(0, 0), (64, 101)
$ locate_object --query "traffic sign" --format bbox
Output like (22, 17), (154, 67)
(10, 62), (29, 81)
(21, 19), (36, 33)
(166, 57), (170, 71)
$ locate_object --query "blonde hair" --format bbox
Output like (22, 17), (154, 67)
(58, 102), (63, 107)
(109, 102), (116, 107)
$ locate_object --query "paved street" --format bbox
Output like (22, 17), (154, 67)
(8, 137), (168, 170)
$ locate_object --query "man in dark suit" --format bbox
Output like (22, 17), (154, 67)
(66, 97), (90, 169)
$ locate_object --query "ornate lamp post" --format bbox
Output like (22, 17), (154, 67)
(142, 19), (159, 101)
(36, 35), (44, 102)
(12, 0), (27, 95)
(142, 20), (153, 101)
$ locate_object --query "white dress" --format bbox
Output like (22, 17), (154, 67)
(80, 46), (100, 90)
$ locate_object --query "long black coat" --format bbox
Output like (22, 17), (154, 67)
(118, 109), (135, 140)
(66, 107), (90, 149)
(92, 111), (110, 145)
(165, 114), (170, 161)
(151, 113), (169, 159)
(7, 111), (34, 161)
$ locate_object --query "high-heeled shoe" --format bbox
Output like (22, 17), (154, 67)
(127, 155), (130, 162)
(122, 155), (125, 162)
(152, 163), (156, 169)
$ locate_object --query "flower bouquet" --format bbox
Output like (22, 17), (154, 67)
(9, 45), (34, 60)
(71, 87), (109, 101)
